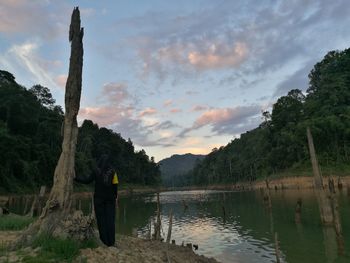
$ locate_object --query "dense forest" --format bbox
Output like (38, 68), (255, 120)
(184, 48), (350, 186)
(0, 70), (160, 193)
(158, 154), (205, 187)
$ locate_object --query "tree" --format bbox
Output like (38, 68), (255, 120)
(29, 84), (56, 108)
(17, 7), (90, 245)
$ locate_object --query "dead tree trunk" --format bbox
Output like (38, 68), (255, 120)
(154, 192), (162, 240)
(16, 7), (93, 246)
(307, 127), (333, 225)
(166, 210), (173, 244)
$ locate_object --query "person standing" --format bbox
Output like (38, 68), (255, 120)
(75, 155), (119, 246)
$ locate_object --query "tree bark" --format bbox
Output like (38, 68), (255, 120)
(15, 7), (93, 246)
(306, 127), (333, 225)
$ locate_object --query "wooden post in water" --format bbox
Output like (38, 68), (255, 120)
(166, 210), (173, 244)
(154, 192), (162, 240)
(295, 198), (302, 224)
(306, 127), (333, 225)
(274, 232), (281, 263)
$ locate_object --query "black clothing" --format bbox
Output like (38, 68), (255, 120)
(75, 168), (118, 200)
(94, 168), (118, 200)
(75, 167), (118, 246)
(94, 197), (116, 246)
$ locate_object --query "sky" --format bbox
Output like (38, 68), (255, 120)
(1, 0), (350, 161)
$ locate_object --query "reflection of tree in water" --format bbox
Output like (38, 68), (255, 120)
(116, 195), (156, 235)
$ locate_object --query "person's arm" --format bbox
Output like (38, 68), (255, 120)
(74, 166), (98, 184)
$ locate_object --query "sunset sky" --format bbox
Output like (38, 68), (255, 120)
(1, 0), (350, 161)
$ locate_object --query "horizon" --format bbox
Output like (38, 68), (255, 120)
(1, 1), (350, 161)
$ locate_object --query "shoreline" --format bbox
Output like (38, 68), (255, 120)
(1, 175), (350, 199)
(0, 230), (219, 263)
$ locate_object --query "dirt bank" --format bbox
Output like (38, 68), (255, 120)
(0, 231), (219, 263)
(77, 235), (218, 263)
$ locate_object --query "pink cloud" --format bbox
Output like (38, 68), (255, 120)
(0, 0), (66, 39)
(163, 99), (173, 107)
(170, 108), (182, 113)
(79, 106), (134, 126)
(188, 42), (248, 70)
(179, 105), (261, 137)
(101, 83), (130, 104)
(139, 107), (157, 117)
(194, 106), (254, 128)
(54, 74), (67, 89)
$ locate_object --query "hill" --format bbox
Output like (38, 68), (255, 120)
(0, 70), (160, 193)
(158, 154), (205, 187)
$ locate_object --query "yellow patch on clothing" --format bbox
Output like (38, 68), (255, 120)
(112, 172), (119, 184)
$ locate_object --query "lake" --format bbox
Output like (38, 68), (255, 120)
(116, 189), (349, 263)
(6, 189), (350, 263)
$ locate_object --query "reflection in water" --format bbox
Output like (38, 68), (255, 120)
(5, 190), (350, 263)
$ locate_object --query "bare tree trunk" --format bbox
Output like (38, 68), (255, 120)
(166, 210), (173, 244)
(15, 8), (93, 246)
(307, 127), (333, 225)
(154, 192), (162, 240)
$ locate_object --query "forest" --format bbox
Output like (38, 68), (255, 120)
(0, 70), (160, 192)
(182, 48), (350, 186)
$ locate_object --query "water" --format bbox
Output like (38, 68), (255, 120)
(5, 189), (350, 263)
(115, 190), (350, 263)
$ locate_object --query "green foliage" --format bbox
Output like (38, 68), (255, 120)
(186, 48), (350, 186)
(21, 233), (97, 262)
(0, 215), (34, 230)
(159, 154), (205, 187)
(0, 71), (160, 192)
(76, 121), (161, 186)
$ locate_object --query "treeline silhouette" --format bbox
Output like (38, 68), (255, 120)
(0, 71), (160, 192)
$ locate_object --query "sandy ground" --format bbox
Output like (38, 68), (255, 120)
(0, 231), (219, 263)
(76, 235), (218, 263)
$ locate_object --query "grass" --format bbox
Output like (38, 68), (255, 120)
(20, 233), (98, 263)
(0, 215), (34, 231)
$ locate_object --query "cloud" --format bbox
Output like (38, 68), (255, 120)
(188, 42), (248, 70)
(180, 105), (261, 137)
(79, 106), (131, 127)
(163, 99), (173, 107)
(79, 84), (178, 148)
(118, 0), (350, 89)
(0, 41), (62, 90)
(54, 74), (67, 89)
(191, 105), (208, 112)
(139, 107), (157, 117)
(170, 108), (182, 113)
(0, 0), (67, 39)
(100, 82), (131, 105)
(273, 60), (315, 97)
